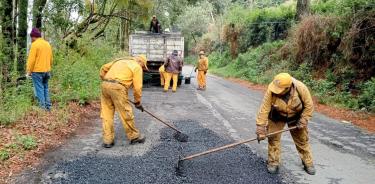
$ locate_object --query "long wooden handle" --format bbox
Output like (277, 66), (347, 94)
(181, 126), (297, 161)
(128, 100), (182, 133)
(143, 109), (182, 133)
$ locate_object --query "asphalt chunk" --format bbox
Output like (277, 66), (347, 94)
(47, 120), (286, 184)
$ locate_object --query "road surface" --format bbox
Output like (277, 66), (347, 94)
(12, 66), (375, 184)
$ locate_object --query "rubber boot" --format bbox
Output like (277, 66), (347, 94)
(102, 142), (114, 148)
(303, 163), (316, 175)
(130, 135), (146, 145)
(267, 165), (279, 174)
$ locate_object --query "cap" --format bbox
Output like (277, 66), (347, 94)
(172, 50), (178, 56)
(269, 73), (293, 94)
(30, 28), (41, 38)
(135, 55), (148, 71)
(199, 51), (205, 55)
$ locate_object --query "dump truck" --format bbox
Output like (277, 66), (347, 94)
(129, 31), (184, 86)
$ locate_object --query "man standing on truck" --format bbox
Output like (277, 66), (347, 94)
(195, 51), (208, 90)
(255, 73), (316, 175)
(99, 55), (148, 148)
(163, 50), (183, 92)
(149, 15), (161, 33)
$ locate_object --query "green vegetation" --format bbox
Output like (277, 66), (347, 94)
(16, 135), (37, 150)
(0, 150), (10, 161)
(204, 0), (375, 112)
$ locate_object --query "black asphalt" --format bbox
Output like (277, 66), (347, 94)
(47, 120), (287, 184)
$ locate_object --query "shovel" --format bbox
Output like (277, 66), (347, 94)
(128, 100), (189, 142)
(176, 126), (298, 174)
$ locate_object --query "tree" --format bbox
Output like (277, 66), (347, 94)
(296, 0), (310, 21)
(18, 0), (28, 73)
(1, 0), (15, 83)
(33, 0), (48, 28)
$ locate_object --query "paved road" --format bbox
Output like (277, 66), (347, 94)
(12, 66), (375, 184)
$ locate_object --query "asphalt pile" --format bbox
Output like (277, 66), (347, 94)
(48, 120), (286, 184)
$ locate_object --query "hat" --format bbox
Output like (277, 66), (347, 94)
(269, 73), (293, 94)
(136, 55), (148, 71)
(199, 51), (205, 55)
(30, 28), (41, 38)
(152, 15), (156, 18)
(172, 50), (178, 56)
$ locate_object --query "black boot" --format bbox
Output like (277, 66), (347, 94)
(102, 142), (114, 148)
(267, 165), (279, 174)
(130, 135), (146, 145)
(303, 163), (316, 175)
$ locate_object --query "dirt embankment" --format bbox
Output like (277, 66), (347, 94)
(228, 78), (375, 133)
(0, 102), (100, 183)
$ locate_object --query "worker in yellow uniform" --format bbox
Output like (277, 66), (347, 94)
(99, 55), (148, 148)
(195, 51), (208, 90)
(26, 28), (53, 111)
(163, 50), (183, 92)
(256, 73), (316, 175)
(159, 64), (166, 87)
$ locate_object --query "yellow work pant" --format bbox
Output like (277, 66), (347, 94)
(197, 70), (206, 88)
(267, 121), (313, 167)
(164, 72), (178, 92)
(100, 82), (140, 144)
(160, 72), (166, 86)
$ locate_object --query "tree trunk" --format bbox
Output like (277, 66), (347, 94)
(18, 0), (28, 73)
(33, 0), (47, 28)
(296, 0), (310, 21)
(1, 0), (15, 83)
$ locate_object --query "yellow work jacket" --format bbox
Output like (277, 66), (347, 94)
(159, 65), (165, 73)
(196, 56), (208, 71)
(26, 38), (53, 73)
(100, 58), (143, 103)
(256, 79), (314, 126)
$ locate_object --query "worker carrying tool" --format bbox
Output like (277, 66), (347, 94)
(195, 51), (208, 90)
(163, 50), (183, 92)
(149, 15), (161, 33)
(256, 73), (316, 175)
(159, 64), (166, 87)
(99, 55), (148, 148)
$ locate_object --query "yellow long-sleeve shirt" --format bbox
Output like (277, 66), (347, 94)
(26, 38), (53, 73)
(100, 58), (143, 103)
(197, 56), (208, 71)
(256, 79), (314, 126)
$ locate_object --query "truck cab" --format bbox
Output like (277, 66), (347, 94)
(129, 31), (184, 86)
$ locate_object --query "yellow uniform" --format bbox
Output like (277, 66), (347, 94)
(27, 38), (53, 73)
(100, 58), (143, 144)
(159, 65), (166, 86)
(256, 78), (314, 167)
(196, 56), (208, 89)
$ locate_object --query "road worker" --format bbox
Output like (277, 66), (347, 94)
(255, 73), (316, 175)
(99, 55), (148, 148)
(163, 50), (183, 92)
(159, 64), (166, 87)
(26, 28), (53, 111)
(195, 51), (208, 90)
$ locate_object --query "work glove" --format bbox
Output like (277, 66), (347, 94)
(134, 102), (144, 112)
(256, 125), (267, 143)
(194, 67), (197, 72)
(204, 71), (207, 74)
(297, 119), (308, 129)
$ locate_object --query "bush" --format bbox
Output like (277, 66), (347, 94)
(0, 150), (10, 161)
(16, 135), (37, 150)
(225, 4), (295, 52)
(358, 78), (375, 112)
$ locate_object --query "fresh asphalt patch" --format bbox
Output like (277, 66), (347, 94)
(46, 120), (289, 184)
